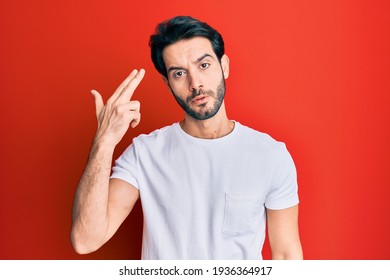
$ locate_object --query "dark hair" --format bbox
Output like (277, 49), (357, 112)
(149, 16), (225, 78)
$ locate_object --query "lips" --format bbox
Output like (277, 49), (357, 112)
(191, 95), (209, 104)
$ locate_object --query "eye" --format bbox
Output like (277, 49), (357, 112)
(200, 63), (210, 69)
(173, 70), (186, 78)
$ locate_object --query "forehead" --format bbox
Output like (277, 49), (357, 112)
(162, 37), (215, 67)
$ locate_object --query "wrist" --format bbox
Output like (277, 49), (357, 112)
(91, 135), (116, 155)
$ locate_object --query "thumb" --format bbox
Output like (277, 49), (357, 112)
(91, 90), (104, 117)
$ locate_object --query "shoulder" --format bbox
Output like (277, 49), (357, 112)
(132, 123), (179, 148)
(236, 122), (287, 151)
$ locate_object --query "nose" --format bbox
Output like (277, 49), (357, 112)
(188, 70), (203, 92)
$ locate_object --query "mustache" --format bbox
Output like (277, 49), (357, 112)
(186, 88), (214, 103)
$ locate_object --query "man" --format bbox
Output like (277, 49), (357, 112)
(71, 16), (303, 260)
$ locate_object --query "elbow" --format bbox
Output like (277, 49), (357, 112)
(71, 241), (93, 255)
(272, 245), (303, 260)
(70, 228), (101, 255)
(272, 251), (303, 260)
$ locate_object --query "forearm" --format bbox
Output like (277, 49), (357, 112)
(71, 140), (115, 254)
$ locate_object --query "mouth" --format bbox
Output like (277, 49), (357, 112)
(191, 95), (209, 105)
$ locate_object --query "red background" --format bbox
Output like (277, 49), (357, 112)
(1, 0), (389, 260)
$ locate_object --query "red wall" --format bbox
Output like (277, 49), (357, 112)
(1, 0), (389, 260)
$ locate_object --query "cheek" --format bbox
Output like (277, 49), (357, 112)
(168, 80), (188, 97)
(209, 66), (224, 80)
(205, 73), (222, 89)
(168, 79), (185, 93)
(169, 82), (184, 94)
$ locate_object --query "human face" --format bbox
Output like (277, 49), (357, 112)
(162, 37), (229, 120)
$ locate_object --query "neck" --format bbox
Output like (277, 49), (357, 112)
(180, 104), (234, 139)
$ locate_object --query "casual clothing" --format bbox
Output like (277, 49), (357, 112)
(111, 122), (299, 259)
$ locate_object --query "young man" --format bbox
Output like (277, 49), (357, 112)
(71, 16), (303, 260)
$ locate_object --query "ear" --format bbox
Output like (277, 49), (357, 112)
(221, 54), (230, 79)
(162, 75), (169, 85)
(162, 76), (174, 94)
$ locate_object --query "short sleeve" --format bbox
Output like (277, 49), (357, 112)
(110, 143), (139, 189)
(265, 144), (299, 210)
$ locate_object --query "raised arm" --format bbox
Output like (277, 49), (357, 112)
(267, 205), (303, 260)
(71, 69), (145, 254)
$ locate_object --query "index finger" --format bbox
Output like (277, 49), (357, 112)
(119, 68), (145, 101)
(108, 69), (139, 102)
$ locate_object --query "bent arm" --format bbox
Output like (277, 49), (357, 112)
(70, 69), (145, 254)
(267, 205), (303, 260)
(70, 142), (139, 254)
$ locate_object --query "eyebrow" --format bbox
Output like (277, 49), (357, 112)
(167, 53), (214, 74)
(195, 53), (213, 63)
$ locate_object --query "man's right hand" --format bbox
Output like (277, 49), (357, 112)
(91, 69), (145, 147)
(71, 69), (145, 254)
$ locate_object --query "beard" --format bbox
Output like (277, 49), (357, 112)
(171, 78), (226, 121)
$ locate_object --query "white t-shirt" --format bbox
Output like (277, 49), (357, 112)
(111, 122), (299, 259)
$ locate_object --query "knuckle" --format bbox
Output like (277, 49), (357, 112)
(114, 106), (121, 114)
(132, 100), (141, 108)
(114, 106), (125, 117)
(128, 111), (139, 121)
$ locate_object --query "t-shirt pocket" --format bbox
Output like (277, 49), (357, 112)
(222, 192), (263, 235)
